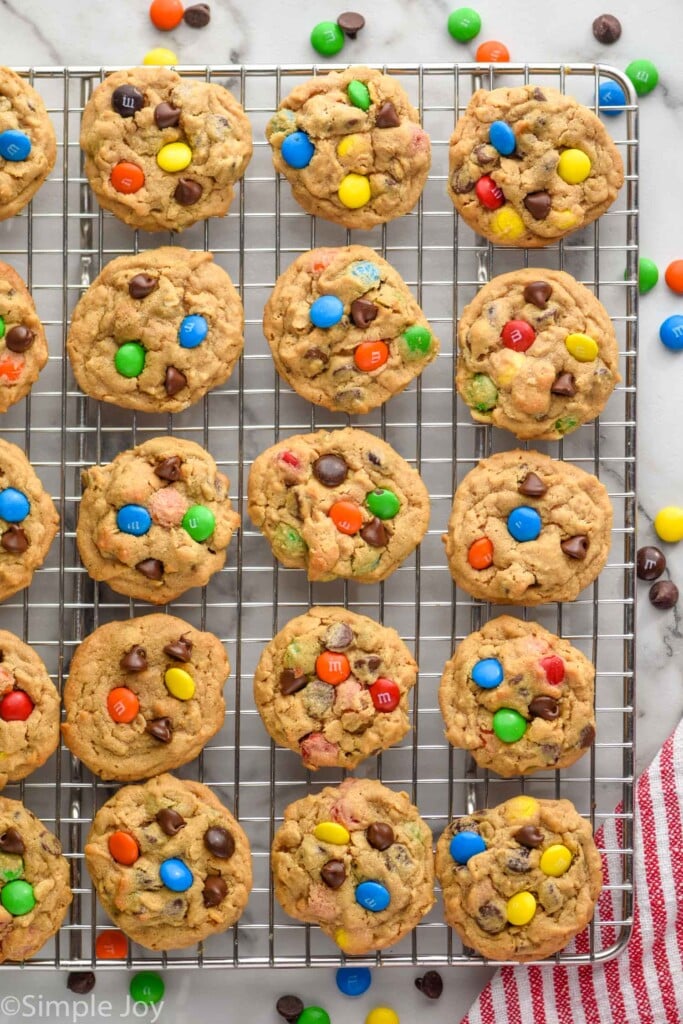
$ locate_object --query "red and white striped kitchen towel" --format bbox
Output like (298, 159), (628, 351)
(461, 718), (683, 1024)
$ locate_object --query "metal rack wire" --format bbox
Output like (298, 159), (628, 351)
(0, 62), (637, 970)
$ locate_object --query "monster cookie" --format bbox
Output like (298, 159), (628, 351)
(263, 246), (438, 414)
(254, 607), (417, 770)
(443, 450), (612, 605)
(80, 67), (252, 232)
(84, 774), (252, 950)
(266, 66), (431, 229)
(457, 269), (621, 440)
(439, 616), (596, 776)
(435, 796), (602, 960)
(247, 427), (430, 583)
(271, 778), (434, 955)
(0, 797), (72, 962)
(0, 67), (56, 221)
(77, 437), (240, 604)
(0, 262), (49, 413)
(62, 614), (229, 781)
(0, 632), (60, 790)
(448, 85), (624, 246)
(0, 439), (59, 603)
(67, 248), (244, 413)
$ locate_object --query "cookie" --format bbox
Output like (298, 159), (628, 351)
(0, 632), (60, 790)
(438, 616), (596, 777)
(0, 67), (56, 221)
(67, 248), (244, 414)
(272, 778), (434, 955)
(448, 85), (624, 246)
(435, 795), (602, 961)
(0, 439), (59, 603)
(254, 607), (417, 770)
(84, 773), (252, 950)
(77, 437), (240, 604)
(0, 797), (72, 962)
(62, 614), (229, 782)
(456, 269), (621, 440)
(0, 262), (49, 413)
(443, 450), (612, 605)
(80, 67), (252, 232)
(266, 66), (431, 229)
(247, 427), (430, 584)
(263, 246), (438, 415)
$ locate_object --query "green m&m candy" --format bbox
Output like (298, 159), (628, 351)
(310, 21), (345, 56)
(625, 257), (659, 294)
(129, 971), (165, 1005)
(554, 415), (579, 435)
(465, 373), (498, 412)
(625, 59), (659, 96)
(182, 504), (215, 542)
(0, 316), (5, 338)
(400, 324), (432, 358)
(115, 341), (145, 378)
(447, 7), (482, 42)
(1, 878), (35, 916)
(348, 80), (371, 110)
(366, 488), (400, 520)
(0, 853), (24, 882)
(493, 708), (527, 743)
(272, 522), (307, 559)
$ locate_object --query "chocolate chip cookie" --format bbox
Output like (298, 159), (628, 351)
(0, 262), (49, 413)
(448, 85), (624, 246)
(272, 778), (434, 955)
(0, 632), (59, 790)
(62, 614), (229, 782)
(247, 427), (430, 584)
(80, 67), (252, 232)
(439, 616), (596, 776)
(266, 66), (431, 229)
(0, 797), (72, 963)
(457, 269), (621, 439)
(254, 607), (417, 770)
(67, 248), (244, 413)
(77, 437), (240, 604)
(443, 450), (612, 605)
(264, 246), (438, 414)
(0, 67), (56, 221)
(85, 773), (252, 950)
(0, 439), (59, 603)
(435, 795), (602, 960)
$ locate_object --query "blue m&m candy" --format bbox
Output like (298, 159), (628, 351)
(178, 314), (208, 349)
(310, 295), (344, 328)
(349, 260), (381, 287)
(471, 658), (504, 689)
(116, 504), (152, 536)
(355, 880), (390, 912)
(449, 830), (486, 865)
(0, 488), (30, 523)
(281, 130), (315, 169)
(660, 314), (683, 351)
(0, 130), (31, 162)
(489, 120), (516, 155)
(598, 80), (626, 116)
(159, 858), (193, 892)
(507, 506), (542, 542)
(336, 966), (372, 997)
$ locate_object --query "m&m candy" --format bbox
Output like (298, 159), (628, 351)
(281, 131), (315, 169)
(0, 690), (33, 721)
(348, 80), (371, 111)
(507, 506), (542, 543)
(365, 1010), (399, 1024)
(315, 651), (351, 685)
(465, 373), (498, 411)
(598, 80), (626, 116)
(504, 795), (539, 822)
(108, 831), (139, 865)
(634, 257), (659, 294)
(490, 206), (525, 241)
(449, 830), (486, 864)
(501, 320), (535, 352)
(557, 149), (591, 184)
(447, 7), (482, 42)
(129, 971), (165, 1005)
(310, 20), (345, 56)
(540, 655), (565, 684)
(369, 677), (400, 712)
(506, 891), (536, 925)
(114, 341), (145, 377)
(0, 130), (31, 162)
(338, 173), (371, 209)
(160, 857), (193, 891)
(475, 40), (510, 62)
(164, 667), (196, 700)
(625, 59), (659, 96)
(489, 120), (516, 156)
(401, 324), (432, 355)
(493, 707), (527, 743)
(366, 489), (400, 520)
(313, 821), (350, 844)
(471, 658), (503, 689)
(178, 314), (208, 348)
(107, 687), (140, 724)
(540, 844), (572, 877)
(468, 537), (493, 569)
(659, 315), (683, 351)
(182, 504), (215, 541)
(96, 929), (128, 959)
(565, 333), (598, 361)
(665, 260), (683, 294)
(355, 340), (389, 371)
(0, 488), (30, 523)
(475, 175), (504, 210)
(1, 879), (35, 916)
(336, 966), (372, 997)
(143, 47), (178, 66)
(157, 142), (192, 172)
(349, 261), (381, 287)
(149, 0), (184, 30)
(116, 504), (152, 536)
(355, 880), (390, 912)
(654, 506), (683, 543)
(310, 295), (344, 329)
(329, 500), (362, 534)
(110, 162), (145, 193)
(298, 1010), (331, 1024)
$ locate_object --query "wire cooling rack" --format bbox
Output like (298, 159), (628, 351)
(0, 63), (637, 970)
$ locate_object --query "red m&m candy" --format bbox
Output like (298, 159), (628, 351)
(475, 175), (504, 210)
(501, 320), (535, 352)
(0, 690), (34, 721)
(280, 451), (300, 468)
(539, 656), (565, 684)
(96, 929), (128, 960)
(369, 677), (400, 712)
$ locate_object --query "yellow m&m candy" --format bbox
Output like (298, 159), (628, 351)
(654, 506), (683, 543)
(540, 844), (573, 877)
(557, 149), (591, 184)
(334, 927), (351, 950)
(495, 350), (526, 387)
(143, 47), (178, 66)
(313, 821), (350, 844)
(337, 134), (363, 158)
(366, 1010), (400, 1024)
(157, 142), (192, 173)
(504, 796), (539, 823)
(338, 173), (371, 209)
(490, 206), (525, 241)
(554, 209), (579, 231)
(565, 333), (599, 362)
(164, 667), (195, 701)
(506, 891), (537, 926)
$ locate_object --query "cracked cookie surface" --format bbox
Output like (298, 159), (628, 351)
(0, 631), (60, 790)
(0, 67), (56, 221)
(0, 262), (49, 413)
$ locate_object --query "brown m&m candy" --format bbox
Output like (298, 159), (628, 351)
(636, 545), (666, 581)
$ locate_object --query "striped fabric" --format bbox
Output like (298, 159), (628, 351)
(462, 719), (683, 1024)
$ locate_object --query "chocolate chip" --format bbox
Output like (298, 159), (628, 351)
(350, 298), (378, 328)
(579, 723), (596, 748)
(127, 273), (158, 300)
(368, 451), (382, 466)
(415, 970), (443, 1000)
(453, 171), (476, 194)
(649, 580), (679, 610)
(360, 517), (387, 547)
(0, 827), (25, 855)
(551, 372), (577, 397)
(506, 848), (532, 872)
(518, 471), (547, 498)
(204, 826), (235, 859)
(279, 668), (307, 696)
(523, 280), (552, 308)
(136, 558), (164, 580)
(153, 102), (182, 130)
(523, 190), (552, 220)
(337, 10), (365, 36)
(472, 143), (497, 165)
(320, 858), (346, 889)
(5, 325), (34, 352)
(154, 456), (183, 483)
(111, 84), (144, 117)
(174, 179), (203, 206)
(592, 13), (622, 43)
(312, 454), (348, 487)
(637, 545), (666, 581)
(533, 87), (547, 101)
(156, 808), (186, 836)
(323, 621), (354, 651)
(366, 822), (394, 850)
(375, 101), (400, 128)
(146, 717), (173, 743)
(164, 636), (193, 662)
(529, 695), (560, 720)
(276, 995), (305, 1023)
(67, 972), (96, 995)
(303, 346), (329, 365)
(164, 366), (187, 397)
(1, 526), (28, 553)
(120, 645), (148, 672)
(184, 2), (211, 27)
(561, 535), (589, 560)
(202, 875), (227, 907)
(476, 900), (506, 934)
(366, 656), (381, 671)
(513, 825), (544, 848)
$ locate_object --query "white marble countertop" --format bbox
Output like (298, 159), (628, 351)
(2, 0), (682, 1020)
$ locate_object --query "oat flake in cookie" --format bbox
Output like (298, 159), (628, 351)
(0, 631), (60, 790)
(448, 85), (624, 246)
(266, 66), (431, 229)
(247, 427), (430, 584)
(264, 246), (438, 415)
(436, 796), (602, 961)
(439, 616), (596, 777)
(85, 774), (251, 950)
(0, 262), (49, 413)
(457, 269), (620, 440)
(443, 450), (612, 605)
(80, 67), (252, 232)
(0, 67), (56, 221)
(272, 778), (434, 955)
(254, 607), (417, 770)
(76, 437), (240, 604)
(62, 614), (229, 782)
(67, 247), (244, 414)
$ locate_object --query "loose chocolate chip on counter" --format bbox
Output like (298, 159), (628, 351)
(320, 858), (346, 889)
(592, 13), (622, 43)
(136, 558), (164, 580)
(360, 516), (388, 547)
(154, 102), (182, 129)
(375, 100), (400, 128)
(579, 723), (596, 748)
(350, 297), (378, 328)
(164, 635), (193, 661)
(67, 972), (96, 995)
(523, 190), (552, 220)
(415, 970), (444, 1000)
(146, 717), (173, 743)
(523, 280), (552, 308)
(164, 366), (188, 397)
(0, 827), (25, 855)
(111, 84), (144, 117)
(303, 345), (329, 365)
(154, 456), (183, 482)
(323, 621), (354, 651)
(120, 645), (148, 672)
(561, 535), (589, 560)
(518, 471), (547, 498)
(279, 668), (308, 696)
(174, 179), (203, 206)
(636, 545), (666, 581)
(156, 808), (186, 835)
(128, 273), (158, 299)
(276, 995), (305, 1023)
(649, 580), (679, 609)
(513, 825), (544, 848)
(312, 454), (349, 487)
(204, 826), (235, 859)
(5, 325), (34, 352)
(529, 695), (560, 720)
(1, 525), (28, 553)
(184, 2), (211, 27)
(203, 875), (227, 907)
(367, 822), (394, 850)
(551, 371), (577, 397)
(337, 11), (365, 37)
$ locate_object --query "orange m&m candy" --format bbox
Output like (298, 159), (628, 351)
(354, 340), (389, 372)
(108, 831), (140, 865)
(476, 40), (510, 62)
(149, 0), (184, 30)
(316, 650), (351, 685)
(665, 260), (683, 295)
(96, 929), (128, 959)
(107, 687), (140, 724)
(329, 500), (363, 535)
(0, 354), (24, 382)
(111, 162), (145, 194)
(468, 537), (494, 569)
